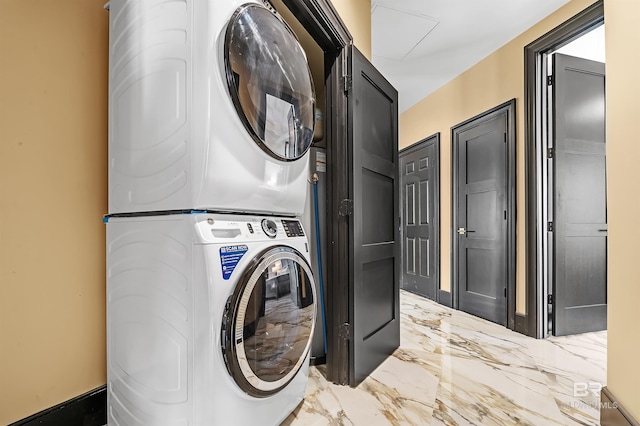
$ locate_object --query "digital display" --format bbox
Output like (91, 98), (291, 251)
(281, 220), (305, 237)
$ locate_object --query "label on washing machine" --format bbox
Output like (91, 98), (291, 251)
(220, 245), (248, 280)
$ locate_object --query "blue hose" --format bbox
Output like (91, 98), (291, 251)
(312, 178), (327, 355)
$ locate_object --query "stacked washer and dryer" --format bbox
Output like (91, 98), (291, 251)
(105, 1), (318, 425)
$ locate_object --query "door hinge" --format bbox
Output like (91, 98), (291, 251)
(339, 199), (353, 216)
(547, 147), (554, 159)
(504, 133), (507, 143)
(504, 288), (507, 297)
(547, 75), (553, 86)
(547, 221), (554, 232)
(547, 294), (554, 305)
(338, 322), (351, 340)
(342, 75), (352, 93)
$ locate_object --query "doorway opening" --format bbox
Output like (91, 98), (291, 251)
(268, 0), (328, 367)
(543, 24), (607, 337)
(524, 1), (605, 338)
(270, 0), (350, 384)
(269, 0), (401, 386)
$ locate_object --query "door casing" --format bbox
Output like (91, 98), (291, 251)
(451, 99), (517, 330)
(280, 0), (352, 384)
(523, 0), (604, 338)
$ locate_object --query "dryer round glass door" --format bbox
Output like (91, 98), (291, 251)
(224, 4), (316, 162)
(222, 246), (316, 397)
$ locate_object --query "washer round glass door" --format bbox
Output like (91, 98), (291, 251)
(222, 246), (316, 397)
(224, 4), (316, 161)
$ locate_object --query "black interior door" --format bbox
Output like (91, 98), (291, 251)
(453, 103), (514, 327)
(552, 53), (607, 336)
(348, 46), (399, 386)
(400, 135), (440, 301)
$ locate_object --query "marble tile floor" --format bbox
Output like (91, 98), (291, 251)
(283, 290), (607, 426)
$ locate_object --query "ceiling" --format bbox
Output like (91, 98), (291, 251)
(371, 0), (571, 112)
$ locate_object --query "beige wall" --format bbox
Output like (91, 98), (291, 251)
(0, 1), (108, 424)
(400, 0), (597, 312)
(332, 0), (372, 59)
(604, 0), (640, 420)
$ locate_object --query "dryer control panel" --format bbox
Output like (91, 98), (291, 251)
(282, 220), (305, 238)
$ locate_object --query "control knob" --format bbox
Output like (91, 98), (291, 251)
(261, 219), (278, 238)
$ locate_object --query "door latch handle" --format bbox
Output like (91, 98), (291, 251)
(457, 228), (476, 235)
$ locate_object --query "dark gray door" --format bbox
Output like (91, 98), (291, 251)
(552, 53), (607, 336)
(453, 102), (515, 327)
(349, 46), (399, 386)
(400, 135), (440, 301)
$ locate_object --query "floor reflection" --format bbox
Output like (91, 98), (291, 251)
(284, 290), (606, 426)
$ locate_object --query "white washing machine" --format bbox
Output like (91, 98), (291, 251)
(108, 0), (316, 216)
(106, 213), (316, 425)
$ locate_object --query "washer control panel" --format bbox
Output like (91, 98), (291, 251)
(281, 220), (305, 237)
(196, 215), (306, 243)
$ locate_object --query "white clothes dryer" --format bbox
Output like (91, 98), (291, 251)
(108, 0), (316, 216)
(106, 213), (316, 426)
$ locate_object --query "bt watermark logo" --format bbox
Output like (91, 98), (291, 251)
(571, 382), (618, 410)
(573, 381), (602, 397)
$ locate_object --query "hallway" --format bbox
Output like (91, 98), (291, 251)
(284, 290), (607, 425)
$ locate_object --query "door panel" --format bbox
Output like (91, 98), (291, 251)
(467, 190), (499, 239)
(361, 258), (395, 337)
(563, 153), (606, 222)
(420, 238), (430, 278)
(466, 248), (499, 296)
(400, 134), (440, 301)
(419, 180), (430, 224)
(552, 53), (607, 336)
(350, 46), (399, 386)
(362, 169), (394, 244)
(406, 238), (416, 274)
(454, 106), (513, 327)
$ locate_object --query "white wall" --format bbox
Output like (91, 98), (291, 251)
(555, 24), (605, 62)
